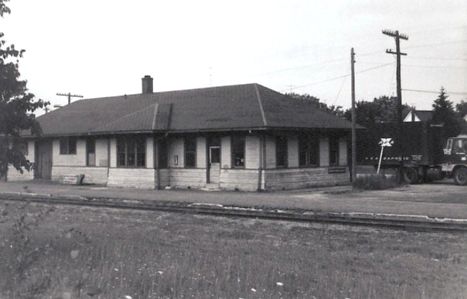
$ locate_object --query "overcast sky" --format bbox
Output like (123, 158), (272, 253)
(2, 0), (467, 114)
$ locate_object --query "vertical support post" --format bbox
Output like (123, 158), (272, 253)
(382, 29), (408, 183)
(155, 137), (161, 190)
(257, 134), (263, 191)
(350, 48), (356, 183)
(395, 32), (403, 182)
(377, 145), (384, 174)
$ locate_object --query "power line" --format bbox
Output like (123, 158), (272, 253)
(257, 57), (347, 77)
(410, 25), (467, 36)
(403, 88), (467, 95)
(332, 76), (347, 107)
(356, 60), (467, 69)
(406, 39), (467, 49)
(407, 56), (467, 62)
(286, 62), (393, 91)
(404, 64), (467, 69)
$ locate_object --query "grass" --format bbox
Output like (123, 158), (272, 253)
(0, 201), (466, 298)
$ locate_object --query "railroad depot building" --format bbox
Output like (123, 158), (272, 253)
(9, 77), (353, 191)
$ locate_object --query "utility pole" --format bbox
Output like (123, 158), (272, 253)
(382, 29), (408, 183)
(56, 92), (83, 105)
(350, 48), (356, 183)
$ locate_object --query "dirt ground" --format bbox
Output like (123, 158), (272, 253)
(0, 200), (466, 299)
(1, 179), (466, 219)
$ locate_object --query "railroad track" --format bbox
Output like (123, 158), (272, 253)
(1, 193), (467, 232)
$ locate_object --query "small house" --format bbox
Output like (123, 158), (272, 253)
(9, 76), (353, 191)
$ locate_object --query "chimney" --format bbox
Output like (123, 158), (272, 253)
(142, 75), (153, 94)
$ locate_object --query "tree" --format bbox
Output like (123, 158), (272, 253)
(456, 100), (467, 119)
(285, 92), (345, 117)
(343, 96), (409, 128)
(432, 87), (461, 138)
(0, 0), (48, 178)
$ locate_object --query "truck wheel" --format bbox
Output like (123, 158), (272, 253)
(453, 167), (467, 186)
(403, 167), (419, 184)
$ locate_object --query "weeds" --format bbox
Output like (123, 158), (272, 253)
(353, 174), (400, 190)
(0, 202), (466, 298)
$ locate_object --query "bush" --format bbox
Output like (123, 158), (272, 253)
(353, 174), (400, 190)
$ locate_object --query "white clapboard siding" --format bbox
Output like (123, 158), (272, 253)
(245, 136), (260, 169)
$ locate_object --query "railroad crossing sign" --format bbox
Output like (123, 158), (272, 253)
(377, 138), (393, 174)
(379, 138), (394, 147)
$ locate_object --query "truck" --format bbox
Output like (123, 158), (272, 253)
(357, 121), (467, 185)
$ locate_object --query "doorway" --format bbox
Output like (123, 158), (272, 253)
(208, 137), (221, 184)
(35, 140), (52, 179)
(86, 138), (96, 166)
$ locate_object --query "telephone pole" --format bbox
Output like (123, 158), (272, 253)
(56, 92), (83, 105)
(382, 29), (408, 183)
(350, 48), (356, 183)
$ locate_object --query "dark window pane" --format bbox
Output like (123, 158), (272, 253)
(60, 138), (67, 155)
(329, 137), (339, 166)
(276, 136), (287, 167)
(117, 138), (125, 152)
(309, 137), (319, 166)
(86, 139), (96, 166)
(210, 147), (220, 163)
(185, 137), (197, 168)
(87, 139), (95, 154)
(185, 152), (196, 168)
(16, 140), (28, 156)
(136, 138), (146, 167)
(231, 136), (245, 168)
(59, 137), (77, 155)
(299, 135), (319, 167)
(158, 139), (168, 169)
(127, 139), (135, 166)
(68, 138), (77, 154)
(136, 153), (145, 167)
(299, 137), (307, 166)
(185, 137), (196, 152)
(118, 153), (126, 167)
(117, 136), (146, 168)
(136, 138), (145, 152)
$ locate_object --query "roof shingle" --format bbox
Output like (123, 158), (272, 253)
(34, 83), (352, 136)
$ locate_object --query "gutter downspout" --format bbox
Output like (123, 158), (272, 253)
(106, 137), (110, 184)
(155, 137), (160, 190)
(258, 134), (266, 191)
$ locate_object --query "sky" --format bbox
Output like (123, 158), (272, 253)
(2, 0), (467, 115)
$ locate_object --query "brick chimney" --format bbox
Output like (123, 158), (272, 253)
(142, 75), (153, 94)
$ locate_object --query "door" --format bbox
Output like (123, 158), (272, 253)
(208, 146), (221, 184)
(35, 140), (52, 179)
(86, 138), (96, 166)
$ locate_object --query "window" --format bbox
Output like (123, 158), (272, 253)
(157, 139), (168, 169)
(184, 137), (197, 168)
(117, 136), (146, 167)
(299, 135), (319, 167)
(59, 137), (77, 155)
(276, 136), (288, 168)
(453, 139), (467, 154)
(14, 140), (28, 156)
(231, 136), (245, 168)
(329, 137), (339, 166)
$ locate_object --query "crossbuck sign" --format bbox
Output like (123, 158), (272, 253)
(377, 138), (394, 174)
(379, 138), (394, 147)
